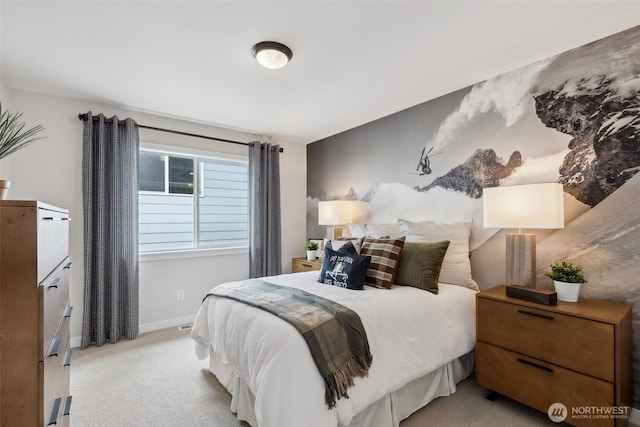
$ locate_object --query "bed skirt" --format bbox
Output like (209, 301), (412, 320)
(207, 346), (475, 427)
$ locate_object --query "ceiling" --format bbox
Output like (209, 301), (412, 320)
(1, 1), (639, 145)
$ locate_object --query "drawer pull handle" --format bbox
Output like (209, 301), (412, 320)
(48, 277), (62, 289)
(517, 358), (553, 373)
(302, 263), (313, 268)
(42, 217), (71, 222)
(48, 337), (63, 358)
(517, 309), (554, 320)
(64, 351), (73, 367)
(63, 396), (72, 416)
(48, 397), (61, 425)
(64, 262), (73, 270)
(64, 306), (73, 318)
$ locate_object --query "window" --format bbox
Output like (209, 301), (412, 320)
(139, 152), (194, 194)
(138, 146), (248, 253)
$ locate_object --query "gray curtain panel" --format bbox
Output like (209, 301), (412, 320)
(248, 142), (282, 278)
(81, 112), (139, 348)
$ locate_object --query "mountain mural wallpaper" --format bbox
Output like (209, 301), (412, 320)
(307, 25), (640, 407)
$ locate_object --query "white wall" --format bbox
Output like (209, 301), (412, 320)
(0, 2), (6, 108)
(3, 89), (307, 345)
(0, 78), (9, 107)
(0, 74), (12, 177)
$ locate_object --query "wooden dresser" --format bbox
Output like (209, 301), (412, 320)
(476, 285), (631, 427)
(292, 257), (323, 273)
(0, 201), (73, 426)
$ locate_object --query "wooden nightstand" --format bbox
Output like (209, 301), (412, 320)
(476, 285), (631, 427)
(292, 257), (323, 273)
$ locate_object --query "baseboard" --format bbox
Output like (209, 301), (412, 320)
(70, 313), (197, 348)
(138, 313), (196, 335)
(630, 407), (640, 425)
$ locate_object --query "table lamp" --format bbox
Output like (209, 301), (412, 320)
(318, 200), (367, 240)
(483, 183), (564, 287)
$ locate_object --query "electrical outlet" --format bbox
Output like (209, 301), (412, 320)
(177, 290), (184, 301)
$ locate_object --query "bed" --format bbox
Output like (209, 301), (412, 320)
(192, 272), (475, 427)
(191, 271), (477, 427)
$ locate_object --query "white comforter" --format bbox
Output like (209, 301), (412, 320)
(191, 271), (477, 427)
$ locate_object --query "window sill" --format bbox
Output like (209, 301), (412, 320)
(139, 246), (248, 262)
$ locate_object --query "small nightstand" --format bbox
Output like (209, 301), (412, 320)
(476, 285), (631, 427)
(292, 257), (323, 273)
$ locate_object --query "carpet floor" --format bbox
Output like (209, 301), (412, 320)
(70, 327), (579, 426)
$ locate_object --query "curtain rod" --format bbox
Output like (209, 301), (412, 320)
(77, 113), (284, 153)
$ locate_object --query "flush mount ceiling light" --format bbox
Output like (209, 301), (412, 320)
(251, 41), (293, 70)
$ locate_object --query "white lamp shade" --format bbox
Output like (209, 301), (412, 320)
(483, 183), (564, 229)
(350, 201), (368, 224)
(318, 200), (368, 225)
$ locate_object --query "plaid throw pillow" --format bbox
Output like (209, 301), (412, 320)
(360, 237), (405, 289)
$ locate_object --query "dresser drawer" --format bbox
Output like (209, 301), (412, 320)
(37, 207), (70, 284)
(39, 259), (71, 360)
(41, 313), (71, 427)
(0, 202), (73, 427)
(477, 342), (614, 427)
(477, 298), (614, 381)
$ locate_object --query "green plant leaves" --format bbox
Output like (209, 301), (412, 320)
(545, 261), (587, 284)
(0, 103), (45, 160)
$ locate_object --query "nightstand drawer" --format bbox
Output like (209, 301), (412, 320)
(477, 298), (614, 382)
(292, 257), (322, 273)
(477, 342), (614, 427)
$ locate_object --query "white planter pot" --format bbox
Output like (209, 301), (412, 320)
(554, 280), (581, 302)
(306, 250), (316, 261)
(0, 180), (10, 200)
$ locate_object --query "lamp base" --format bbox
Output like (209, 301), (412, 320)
(506, 285), (557, 305)
(326, 226), (344, 241)
(505, 233), (536, 287)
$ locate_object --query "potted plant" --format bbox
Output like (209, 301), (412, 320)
(545, 261), (587, 302)
(305, 240), (319, 261)
(0, 103), (46, 199)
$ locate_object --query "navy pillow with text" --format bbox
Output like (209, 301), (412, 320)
(318, 246), (371, 290)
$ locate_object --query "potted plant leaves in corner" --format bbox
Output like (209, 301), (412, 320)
(0, 103), (46, 199)
(545, 261), (587, 302)
(305, 240), (319, 261)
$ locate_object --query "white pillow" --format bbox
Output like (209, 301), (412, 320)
(348, 223), (402, 238)
(328, 238), (363, 254)
(347, 223), (367, 238)
(397, 219), (479, 291)
(364, 223), (402, 238)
